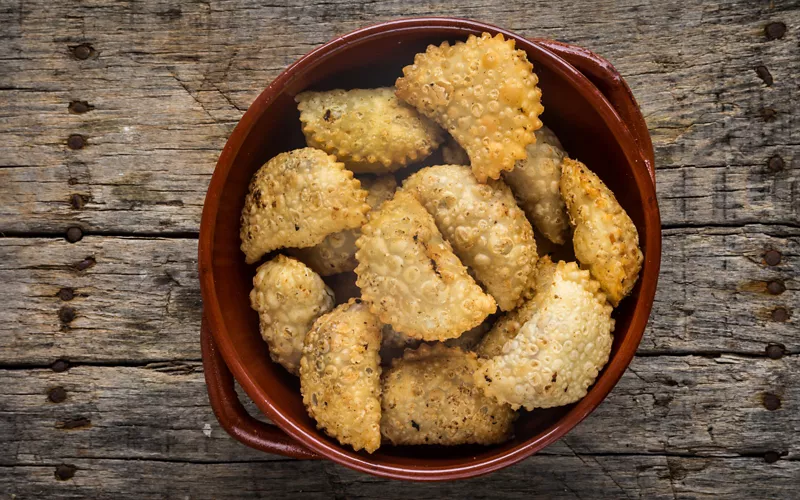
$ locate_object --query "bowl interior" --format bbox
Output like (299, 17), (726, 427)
(204, 21), (658, 478)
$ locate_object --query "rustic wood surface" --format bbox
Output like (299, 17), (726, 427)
(1, 0), (798, 498)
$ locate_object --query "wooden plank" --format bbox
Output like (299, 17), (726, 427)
(0, 460), (334, 500)
(0, 236), (202, 364)
(1, 355), (795, 464)
(1, 224), (795, 364)
(328, 457), (799, 499)
(1, 455), (797, 499)
(0, 0), (797, 233)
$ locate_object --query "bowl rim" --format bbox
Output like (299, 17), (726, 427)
(199, 16), (661, 481)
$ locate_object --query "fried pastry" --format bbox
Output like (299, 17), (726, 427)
(381, 344), (516, 445)
(475, 261), (614, 410)
(299, 299), (382, 453)
(297, 87), (444, 173)
(355, 191), (496, 341)
(504, 126), (570, 244)
(475, 256), (557, 358)
(250, 255), (335, 375)
(290, 175), (397, 275)
(396, 32), (544, 182)
(240, 148), (369, 264)
(404, 164), (537, 311)
(560, 158), (643, 306)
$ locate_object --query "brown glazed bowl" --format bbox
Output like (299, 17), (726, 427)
(199, 18), (661, 481)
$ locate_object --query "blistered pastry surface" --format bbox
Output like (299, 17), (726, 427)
(355, 191), (496, 341)
(560, 158), (643, 306)
(504, 126), (570, 244)
(404, 164), (537, 311)
(240, 148), (369, 264)
(299, 299), (382, 453)
(381, 344), (516, 445)
(297, 88), (443, 173)
(249, 255), (335, 375)
(476, 262), (614, 410)
(396, 33), (544, 182)
(291, 175), (397, 276)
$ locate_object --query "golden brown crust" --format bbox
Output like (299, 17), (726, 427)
(355, 191), (496, 341)
(404, 164), (537, 311)
(381, 344), (516, 445)
(559, 158), (643, 306)
(475, 262), (614, 410)
(299, 299), (382, 453)
(249, 255), (335, 375)
(396, 32), (544, 182)
(297, 88), (444, 173)
(240, 148), (369, 264)
(290, 175), (397, 276)
(504, 126), (571, 244)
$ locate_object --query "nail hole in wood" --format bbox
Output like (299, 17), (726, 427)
(70, 194), (89, 210)
(48, 386), (67, 403)
(765, 343), (785, 359)
(764, 250), (781, 266)
(54, 464), (77, 480)
(51, 359), (70, 372)
(68, 101), (94, 114)
(75, 256), (96, 271)
(766, 281), (785, 295)
(754, 65), (773, 85)
(764, 22), (786, 40)
(57, 287), (75, 301)
(67, 134), (86, 150)
(57, 417), (91, 430)
(771, 308), (789, 323)
(58, 306), (76, 324)
(762, 393), (781, 411)
(71, 43), (94, 60)
(66, 226), (83, 243)
(767, 155), (784, 172)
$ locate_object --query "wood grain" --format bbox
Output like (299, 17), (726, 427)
(0, 0), (797, 233)
(1, 225), (795, 365)
(1, 356), (796, 464)
(1, 0), (798, 496)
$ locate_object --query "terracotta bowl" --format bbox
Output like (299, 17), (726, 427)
(199, 17), (661, 481)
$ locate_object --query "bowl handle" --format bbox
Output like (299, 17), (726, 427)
(530, 38), (656, 186)
(201, 315), (321, 459)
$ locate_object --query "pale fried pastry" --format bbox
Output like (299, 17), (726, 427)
(475, 256), (557, 358)
(381, 344), (516, 446)
(297, 88), (444, 173)
(355, 191), (496, 341)
(290, 175), (397, 275)
(249, 255), (335, 375)
(240, 148), (369, 264)
(560, 158), (643, 306)
(299, 299), (382, 453)
(505, 126), (571, 244)
(396, 32), (544, 182)
(404, 165), (537, 311)
(475, 262), (614, 410)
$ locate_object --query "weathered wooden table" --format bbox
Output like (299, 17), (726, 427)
(1, 0), (797, 498)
